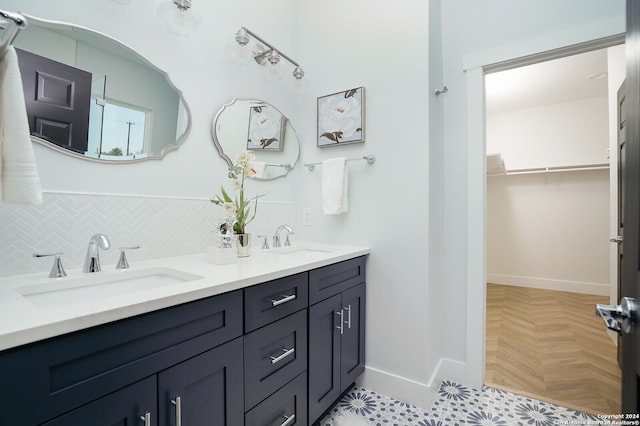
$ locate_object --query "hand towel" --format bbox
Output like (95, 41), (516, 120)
(0, 46), (42, 205)
(249, 161), (267, 179)
(322, 157), (348, 214)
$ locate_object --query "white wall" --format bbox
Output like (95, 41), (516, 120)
(486, 96), (610, 296)
(296, 0), (435, 407)
(487, 170), (610, 295)
(5, 0), (302, 201)
(487, 97), (609, 170)
(439, 0), (625, 387)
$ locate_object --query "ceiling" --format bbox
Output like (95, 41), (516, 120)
(485, 48), (611, 114)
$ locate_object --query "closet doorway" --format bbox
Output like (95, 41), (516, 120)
(484, 44), (623, 414)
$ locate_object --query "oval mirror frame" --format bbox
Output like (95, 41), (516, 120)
(212, 98), (299, 180)
(15, 14), (191, 163)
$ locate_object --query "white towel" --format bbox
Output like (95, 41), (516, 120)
(486, 153), (506, 175)
(0, 46), (42, 205)
(249, 161), (267, 179)
(322, 157), (348, 214)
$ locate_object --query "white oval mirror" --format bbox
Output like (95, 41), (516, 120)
(212, 98), (299, 180)
(13, 14), (190, 162)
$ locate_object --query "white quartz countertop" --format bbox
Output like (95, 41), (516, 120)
(0, 242), (369, 352)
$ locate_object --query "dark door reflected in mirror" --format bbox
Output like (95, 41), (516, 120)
(14, 14), (190, 163)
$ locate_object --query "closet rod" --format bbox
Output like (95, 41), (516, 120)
(0, 9), (27, 51)
(488, 163), (610, 177)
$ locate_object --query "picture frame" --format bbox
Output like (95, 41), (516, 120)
(317, 86), (365, 147)
(246, 104), (285, 151)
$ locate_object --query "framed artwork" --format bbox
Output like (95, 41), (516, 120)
(247, 104), (285, 151)
(317, 86), (365, 147)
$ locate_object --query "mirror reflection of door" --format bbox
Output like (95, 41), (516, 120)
(16, 48), (91, 153)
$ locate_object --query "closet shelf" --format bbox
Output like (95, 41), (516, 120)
(488, 163), (609, 176)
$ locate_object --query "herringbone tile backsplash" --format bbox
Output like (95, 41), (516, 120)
(0, 192), (297, 277)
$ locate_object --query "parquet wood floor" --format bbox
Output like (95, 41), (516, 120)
(485, 283), (621, 415)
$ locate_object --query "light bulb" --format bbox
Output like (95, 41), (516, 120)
(264, 61), (287, 81)
(157, 0), (201, 36)
(225, 39), (253, 65)
(287, 73), (311, 95)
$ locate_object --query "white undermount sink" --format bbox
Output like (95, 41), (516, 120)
(18, 267), (203, 309)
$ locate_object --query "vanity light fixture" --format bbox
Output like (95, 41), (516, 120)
(157, 0), (201, 36)
(229, 27), (307, 90)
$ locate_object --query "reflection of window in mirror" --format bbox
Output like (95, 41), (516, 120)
(88, 101), (148, 158)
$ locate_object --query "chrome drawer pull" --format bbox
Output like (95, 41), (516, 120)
(280, 414), (296, 426)
(336, 309), (344, 335)
(139, 412), (151, 426)
(270, 347), (295, 364)
(271, 294), (296, 307)
(171, 396), (182, 426)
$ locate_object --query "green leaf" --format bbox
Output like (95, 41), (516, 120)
(220, 186), (233, 203)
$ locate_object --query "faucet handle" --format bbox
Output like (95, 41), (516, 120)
(257, 235), (270, 250)
(33, 252), (67, 278)
(116, 245), (140, 270)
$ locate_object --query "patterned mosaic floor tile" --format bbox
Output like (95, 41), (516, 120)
(319, 381), (600, 426)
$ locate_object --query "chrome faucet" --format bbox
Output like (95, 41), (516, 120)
(83, 233), (111, 273)
(273, 225), (294, 248)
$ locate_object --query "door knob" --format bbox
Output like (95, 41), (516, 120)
(596, 297), (639, 334)
(610, 236), (624, 243)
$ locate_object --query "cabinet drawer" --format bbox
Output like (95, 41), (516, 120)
(42, 376), (157, 426)
(245, 372), (307, 426)
(0, 290), (242, 426)
(244, 309), (308, 410)
(309, 256), (366, 304)
(245, 272), (308, 332)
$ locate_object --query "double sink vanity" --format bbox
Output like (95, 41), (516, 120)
(0, 243), (368, 425)
(1, 9), (370, 426)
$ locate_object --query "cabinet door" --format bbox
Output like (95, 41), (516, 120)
(42, 376), (157, 426)
(340, 283), (366, 391)
(158, 337), (243, 426)
(308, 293), (342, 423)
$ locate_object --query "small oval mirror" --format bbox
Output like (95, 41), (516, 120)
(13, 14), (190, 162)
(212, 98), (299, 180)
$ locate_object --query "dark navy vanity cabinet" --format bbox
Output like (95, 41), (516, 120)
(308, 257), (366, 423)
(0, 255), (366, 426)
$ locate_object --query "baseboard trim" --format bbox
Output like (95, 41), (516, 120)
(428, 357), (467, 388)
(358, 366), (437, 411)
(487, 273), (609, 296)
(358, 358), (468, 411)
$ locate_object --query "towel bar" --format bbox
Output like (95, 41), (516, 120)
(0, 9), (27, 51)
(304, 155), (375, 171)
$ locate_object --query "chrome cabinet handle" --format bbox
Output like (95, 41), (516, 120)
(336, 309), (344, 335)
(271, 294), (296, 307)
(171, 396), (182, 426)
(139, 412), (151, 426)
(280, 414), (296, 426)
(270, 347), (295, 364)
(345, 305), (352, 329)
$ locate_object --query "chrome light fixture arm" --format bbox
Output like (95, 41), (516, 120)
(235, 27), (304, 80)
